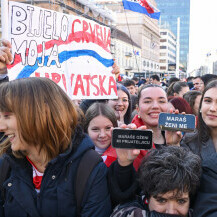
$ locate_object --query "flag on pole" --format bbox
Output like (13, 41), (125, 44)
(122, 0), (160, 20)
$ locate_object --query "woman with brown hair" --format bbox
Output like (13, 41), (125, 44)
(167, 81), (189, 98)
(0, 77), (111, 217)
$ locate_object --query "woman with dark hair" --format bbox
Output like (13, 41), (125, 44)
(0, 78), (111, 216)
(84, 102), (118, 167)
(183, 91), (202, 116)
(168, 97), (193, 114)
(181, 79), (217, 217)
(132, 84), (181, 149)
(167, 81), (189, 98)
(107, 84), (132, 125)
(110, 146), (201, 217)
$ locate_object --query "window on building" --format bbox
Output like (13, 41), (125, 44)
(160, 66), (167, 70)
(160, 46), (167, 49)
(160, 59), (166, 63)
(160, 32), (167, 35)
(160, 39), (167, 42)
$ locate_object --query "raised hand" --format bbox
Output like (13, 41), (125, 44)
(114, 124), (147, 166)
(0, 39), (12, 74)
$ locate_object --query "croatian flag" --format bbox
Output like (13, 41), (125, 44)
(122, 0), (160, 20)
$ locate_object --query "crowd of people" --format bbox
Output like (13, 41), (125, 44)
(0, 39), (217, 217)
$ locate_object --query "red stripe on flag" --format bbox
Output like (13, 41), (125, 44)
(8, 30), (111, 69)
(138, 0), (154, 13)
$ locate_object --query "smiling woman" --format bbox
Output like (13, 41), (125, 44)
(0, 77), (111, 217)
(107, 84), (132, 125)
(84, 102), (118, 167)
(132, 84), (168, 148)
(181, 79), (217, 217)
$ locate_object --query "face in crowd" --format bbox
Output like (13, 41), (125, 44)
(0, 112), (32, 153)
(139, 146), (201, 217)
(0, 77), (78, 161)
(126, 85), (136, 95)
(201, 85), (217, 129)
(107, 89), (129, 121)
(193, 94), (202, 115)
(193, 78), (204, 92)
(148, 190), (190, 216)
(138, 86), (168, 127)
(84, 102), (117, 151)
(174, 86), (189, 98)
(87, 115), (113, 150)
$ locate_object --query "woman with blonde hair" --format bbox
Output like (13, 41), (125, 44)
(0, 77), (111, 217)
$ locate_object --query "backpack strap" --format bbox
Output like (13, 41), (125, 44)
(0, 158), (11, 202)
(75, 149), (103, 216)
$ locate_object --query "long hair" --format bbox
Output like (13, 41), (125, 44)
(0, 77), (78, 161)
(117, 84), (132, 124)
(183, 90), (202, 113)
(198, 80), (217, 143)
(167, 81), (188, 97)
(84, 102), (118, 132)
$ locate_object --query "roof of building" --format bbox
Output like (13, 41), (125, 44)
(111, 28), (141, 48)
(77, 0), (115, 21)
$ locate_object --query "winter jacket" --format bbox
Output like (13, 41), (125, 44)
(0, 133), (111, 217)
(181, 131), (217, 217)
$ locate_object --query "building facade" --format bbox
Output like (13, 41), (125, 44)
(95, 0), (161, 78)
(155, 0), (190, 71)
(111, 28), (141, 77)
(159, 28), (176, 78)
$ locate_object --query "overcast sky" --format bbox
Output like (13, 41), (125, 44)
(189, 0), (217, 72)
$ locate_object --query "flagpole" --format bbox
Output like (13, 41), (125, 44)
(1, 0), (9, 39)
(121, 1), (140, 74)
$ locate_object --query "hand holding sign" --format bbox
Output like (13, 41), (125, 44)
(113, 124), (148, 167)
(160, 109), (196, 146)
(0, 39), (12, 74)
(111, 61), (120, 79)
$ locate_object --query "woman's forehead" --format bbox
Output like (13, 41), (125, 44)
(204, 87), (217, 97)
(117, 89), (128, 97)
(141, 87), (167, 98)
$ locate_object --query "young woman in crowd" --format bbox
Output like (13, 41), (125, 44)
(181, 79), (217, 217)
(107, 84), (132, 126)
(0, 78), (111, 217)
(183, 90), (202, 116)
(167, 81), (189, 98)
(132, 84), (182, 149)
(80, 84), (131, 126)
(84, 102), (150, 170)
(84, 102), (118, 167)
(110, 146), (201, 217)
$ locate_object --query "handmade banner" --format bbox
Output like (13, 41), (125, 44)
(7, 1), (117, 99)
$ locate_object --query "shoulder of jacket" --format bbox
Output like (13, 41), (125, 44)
(182, 130), (199, 144)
